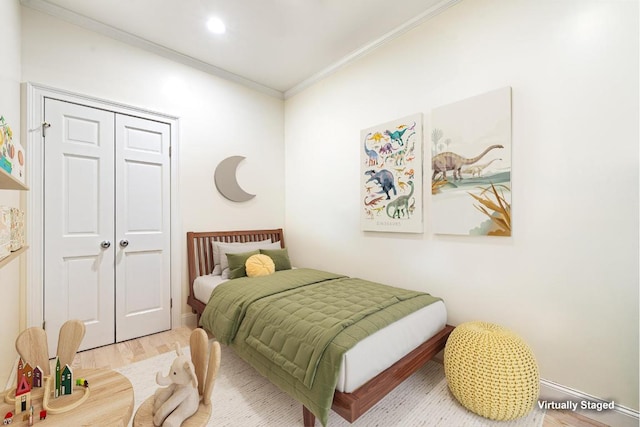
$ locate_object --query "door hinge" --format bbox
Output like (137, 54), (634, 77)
(170, 298), (173, 309)
(169, 145), (172, 157)
(42, 320), (46, 330)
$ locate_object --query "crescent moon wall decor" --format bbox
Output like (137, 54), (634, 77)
(214, 156), (256, 202)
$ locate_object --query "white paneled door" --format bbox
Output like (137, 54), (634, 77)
(44, 99), (171, 356)
(114, 114), (171, 342)
(44, 99), (115, 355)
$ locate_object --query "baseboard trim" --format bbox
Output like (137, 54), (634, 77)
(540, 378), (639, 427)
(181, 312), (198, 330)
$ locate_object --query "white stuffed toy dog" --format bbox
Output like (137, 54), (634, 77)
(152, 343), (200, 427)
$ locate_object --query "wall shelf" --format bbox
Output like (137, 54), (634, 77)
(0, 168), (28, 191)
(0, 167), (28, 269)
(0, 246), (28, 269)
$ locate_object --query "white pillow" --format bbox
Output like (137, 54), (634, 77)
(211, 239), (271, 274)
(218, 240), (282, 279)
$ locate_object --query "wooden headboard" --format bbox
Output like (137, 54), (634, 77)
(186, 228), (285, 320)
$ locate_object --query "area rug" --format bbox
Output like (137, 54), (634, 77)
(115, 344), (546, 426)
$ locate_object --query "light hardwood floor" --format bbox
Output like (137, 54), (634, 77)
(71, 326), (608, 427)
(70, 326), (194, 370)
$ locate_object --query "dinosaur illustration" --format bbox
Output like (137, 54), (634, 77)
(363, 195), (384, 206)
(379, 142), (394, 155)
(432, 144), (504, 181)
(384, 122), (416, 146)
(385, 148), (406, 166)
(463, 158), (502, 177)
(371, 205), (386, 215)
(406, 136), (416, 153)
(404, 168), (415, 179)
(365, 169), (397, 200)
(363, 134), (379, 166)
(367, 131), (387, 144)
(393, 148), (407, 166)
(408, 197), (416, 216)
(386, 180), (414, 219)
(404, 137), (416, 163)
(405, 132), (416, 151)
(397, 178), (409, 192)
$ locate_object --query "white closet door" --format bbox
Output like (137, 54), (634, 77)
(114, 115), (171, 342)
(44, 98), (116, 355)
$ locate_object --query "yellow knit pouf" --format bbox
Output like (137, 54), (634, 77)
(444, 321), (539, 421)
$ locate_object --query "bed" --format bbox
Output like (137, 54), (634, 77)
(187, 229), (454, 426)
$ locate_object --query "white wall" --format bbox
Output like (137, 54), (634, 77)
(13, 0), (639, 414)
(285, 0), (639, 411)
(20, 8), (285, 320)
(0, 0), (22, 386)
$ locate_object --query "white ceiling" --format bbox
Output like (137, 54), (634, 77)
(21, 0), (460, 98)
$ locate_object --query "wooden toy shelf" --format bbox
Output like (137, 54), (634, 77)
(0, 246), (28, 269)
(0, 167), (28, 268)
(0, 167), (28, 191)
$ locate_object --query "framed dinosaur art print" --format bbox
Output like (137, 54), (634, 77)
(430, 86), (512, 236)
(360, 113), (423, 233)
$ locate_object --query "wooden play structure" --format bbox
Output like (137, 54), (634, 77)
(5, 320), (89, 415)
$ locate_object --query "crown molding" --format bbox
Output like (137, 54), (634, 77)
(20, 0), (460, 100)
(20, 0), (284, 99)
(284, 0), (462, 99)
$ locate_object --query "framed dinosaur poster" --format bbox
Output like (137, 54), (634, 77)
(360, 113), (423, 233)
(431, 86), (512, 236)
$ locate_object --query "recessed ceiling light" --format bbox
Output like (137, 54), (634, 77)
(207, 17), (226, 34)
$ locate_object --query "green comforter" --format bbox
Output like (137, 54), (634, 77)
(200, 268), (442, 426)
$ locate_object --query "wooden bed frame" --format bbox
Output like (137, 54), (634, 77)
(186, 229), (454, 426)
(186, 228), (286, 323)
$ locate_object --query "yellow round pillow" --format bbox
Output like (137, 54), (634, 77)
(245, 254), (275, 277)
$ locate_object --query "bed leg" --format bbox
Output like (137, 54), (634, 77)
(302, 406), (315, 427)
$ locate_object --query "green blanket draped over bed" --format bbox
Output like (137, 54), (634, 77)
(200, 268), (442, 426)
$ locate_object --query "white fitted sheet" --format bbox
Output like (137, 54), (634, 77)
(194, 273), (228, 303)
(194, 274), (447, 392)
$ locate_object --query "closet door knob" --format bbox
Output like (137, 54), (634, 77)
(100, 241), (111, 249)
(120, 239), (129, 248)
